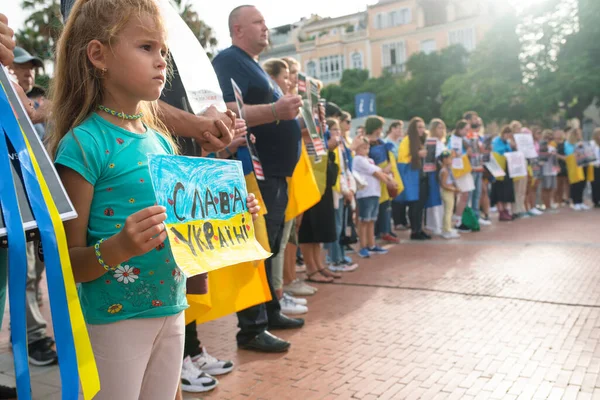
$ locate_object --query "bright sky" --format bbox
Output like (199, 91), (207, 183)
(4, 0), (378, 51)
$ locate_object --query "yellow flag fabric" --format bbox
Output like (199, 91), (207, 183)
(184, 173), (272, 325)
(378, 151), (404, 203)
(310, 152), (329, 196)
(285, 142), (321, 222)
(566, 155), (584, 184)
(492, 153), (507, 181)
(566, 155), (596, 184)
(452, 155), (472, 179)
(333, 146), (342, 193)
(397, 137), (411, 164)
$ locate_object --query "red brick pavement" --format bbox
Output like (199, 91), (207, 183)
(3, 208), (600, 399)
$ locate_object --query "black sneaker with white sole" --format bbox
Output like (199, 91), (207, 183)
(181, 356), (218, 393)
(0, 384), (16, 399)
(28, 337), (58, 366)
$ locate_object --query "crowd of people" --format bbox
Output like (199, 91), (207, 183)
(0, 1), (599, 399)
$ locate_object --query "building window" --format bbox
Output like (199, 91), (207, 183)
(306, 61), (317, 78)
(449, 27), (476, 51)
(388, 8), (412, 27)
(351, 52), (363, 69)
(420, 39), (437, 55)
(382, 42), (406, 73)
(318, 55), (345, 82)
(375, 13), (384, 29)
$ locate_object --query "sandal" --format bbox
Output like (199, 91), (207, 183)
(319, 268), (342, 279)
(306, 270), (334, 283)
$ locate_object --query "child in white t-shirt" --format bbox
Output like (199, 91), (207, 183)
(353, 139), (398, 259)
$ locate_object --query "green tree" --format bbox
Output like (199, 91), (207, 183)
(173, 0), (218, 58)
(16, 0), (62, 61)
(441, 14), (529, 125)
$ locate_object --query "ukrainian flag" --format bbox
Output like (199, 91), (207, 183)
(286, 141), (321, 222)
(369, 140), (404, 203)
(185, 147), (272, 325)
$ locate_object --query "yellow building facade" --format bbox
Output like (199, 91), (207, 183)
(261, 0), (509, 84)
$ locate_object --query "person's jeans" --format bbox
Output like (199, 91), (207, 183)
(392, 201), (408, 227)
(468, 171), (483, 219)
(375, 200), (392, 237)
(408, 176), (430, 234)
(325, 198), (345, 264)
(183, 321), (202, 359)
(25, 241), (47, 344)
(593, 167), (600, 205)
(441, 189), (456, 233)
(271, 219), (294, 290)
(236, 177), (287, 345)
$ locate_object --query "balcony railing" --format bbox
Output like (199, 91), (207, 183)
(384, 64), (405, 75)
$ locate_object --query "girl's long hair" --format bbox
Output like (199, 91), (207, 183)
(407, 117), (424, 170)
(429, 118), (446, 142)
(47, 0), (177, 157)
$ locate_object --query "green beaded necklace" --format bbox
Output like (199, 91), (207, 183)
(97, 104), (144, 120)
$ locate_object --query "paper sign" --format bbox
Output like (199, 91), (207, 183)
(505, 151), (527, 178)
(423, 138), (437, 172)
(452, 157), (464, 170)
(231, 78), (265, 180)
(484, 156), (506, 178)
(148, 155), (271, 276)
(300, 100), (326, 156)
(513, 134), (538, 159)
(298, 73), (308, 100)
(157, 0), (226, 114)
(450, 136), (463, 154)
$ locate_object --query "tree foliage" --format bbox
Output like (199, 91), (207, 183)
(16, 0), (62, 61)
(321, 45), (467, 122)
(173, 0), (218, 58)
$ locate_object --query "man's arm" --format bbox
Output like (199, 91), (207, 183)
(225, 94), (302, 129)
(158, 101), (234, 152)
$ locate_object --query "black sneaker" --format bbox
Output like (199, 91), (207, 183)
(0, 384), (16, 399)
(28, 337), (58, 366)
(456, 224), (472, 233)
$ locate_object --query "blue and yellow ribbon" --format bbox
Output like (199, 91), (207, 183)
(0, 126), (30, 399)
(0, 81), (99, 399)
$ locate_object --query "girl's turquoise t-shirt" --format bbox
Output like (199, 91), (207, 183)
(55, 113), (187, 324)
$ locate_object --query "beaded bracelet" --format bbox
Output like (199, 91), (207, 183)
(94, 238), (120, 272)
(270, 102), (280, 125)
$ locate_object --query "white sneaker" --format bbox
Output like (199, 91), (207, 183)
(580, 203), (591, 210)
(192, 347), (234, 376)
(530, 208), (543, 216)
(551, 203), (559, 210)
(283, 292), (307, 306)
(573, 204), (583, 211)
(442, 231), (460, 240)
(181, 356), (218, 393)
(489, 206), (498, 214)
(283, 279), (316, 296)
(280, 296), (308, 315)
(478, 218), (492, 226)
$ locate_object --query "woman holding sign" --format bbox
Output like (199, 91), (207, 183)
(491, 126), (516, 221)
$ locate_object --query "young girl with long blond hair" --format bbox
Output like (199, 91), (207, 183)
(48, 0), (258, 397)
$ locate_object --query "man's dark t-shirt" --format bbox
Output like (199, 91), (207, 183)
(212, 46), (301, 177)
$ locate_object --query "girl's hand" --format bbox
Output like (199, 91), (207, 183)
(117, 206), (167, 259)
(235, 118), (248, 138)
(246, 193), (260, 221)
(418, 149), (427, 158)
